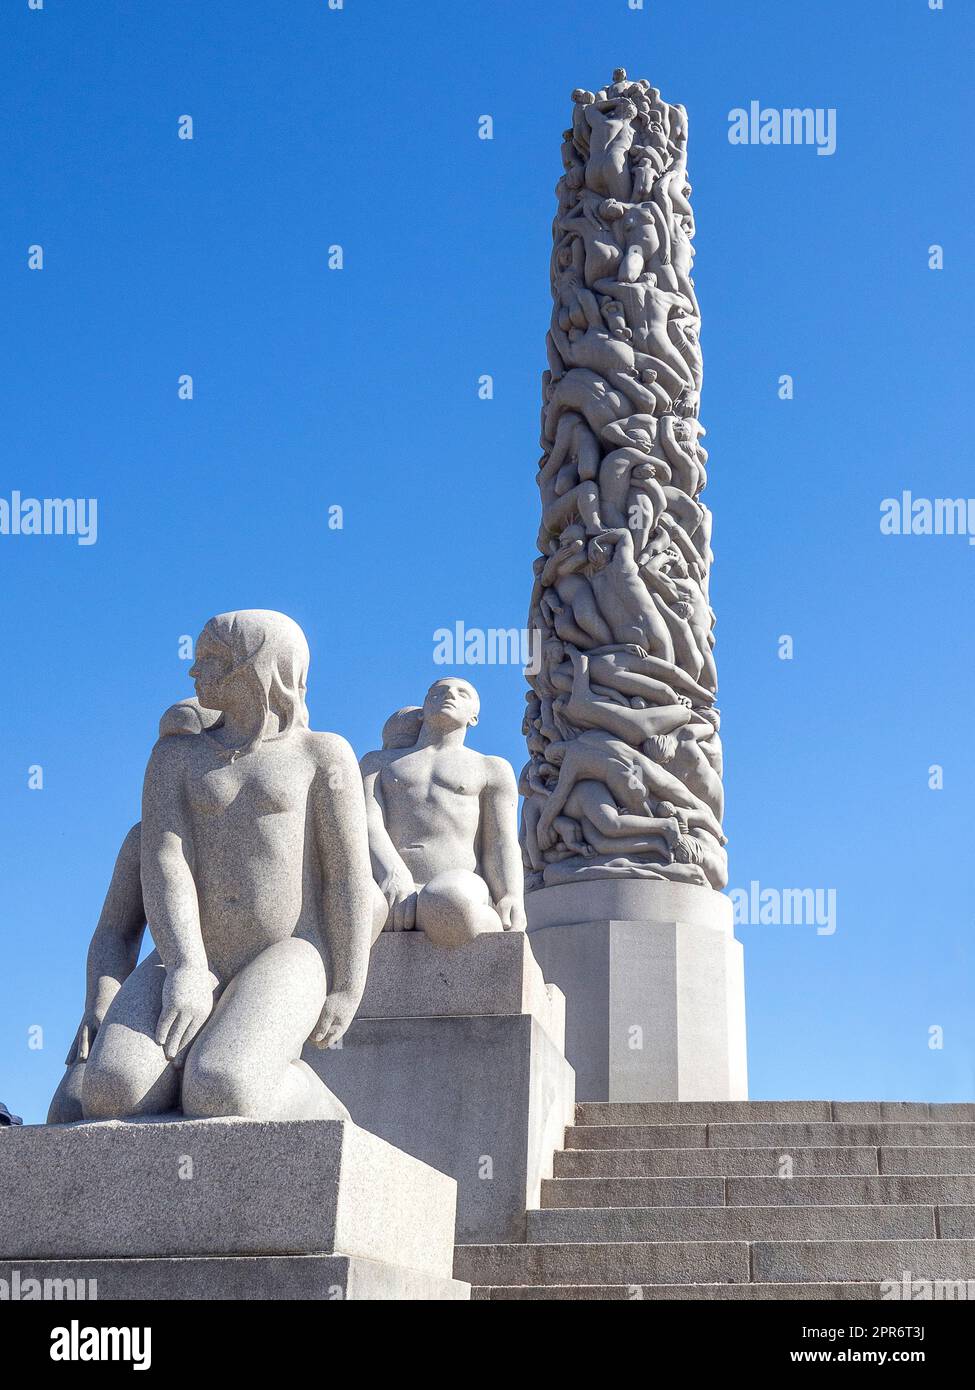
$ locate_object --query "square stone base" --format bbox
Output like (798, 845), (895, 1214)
(306, 932), (575, 1242)
(0, 1118), (469, 1300)
(0, 1256), (469, 1301)
(527, 882), (747, 1102)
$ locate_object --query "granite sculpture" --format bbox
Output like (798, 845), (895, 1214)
(522, 69), (726, 893)
(55, 610), (376, 1124)
(361, 677), (527, 947)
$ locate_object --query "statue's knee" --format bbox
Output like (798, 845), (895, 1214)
(81, 1059), (143, 1121)
(181, 1052), (254, 1120)
(418, 873), (491, 949)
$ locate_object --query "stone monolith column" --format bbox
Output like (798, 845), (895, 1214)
(521, 70), (747, 1101)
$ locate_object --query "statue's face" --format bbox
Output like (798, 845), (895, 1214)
(423, 678), (479, 731)
(188, 629), (234, 711)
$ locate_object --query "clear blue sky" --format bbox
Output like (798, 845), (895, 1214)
(2, 0), (972, 1122)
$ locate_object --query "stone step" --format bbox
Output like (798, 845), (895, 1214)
(456, 1239), (975, 1288)
(541, 1173), (975, 1209)
(565, 1122), (975, 1150)
(472, 1281), (890, 1301)
(882, 1147), (975, 1175)
(542, 1176), (726, 1207)
(753, 1239), (975, 1285)
(553, 1146), (881, 1178)
(574, 1101), (975, 1126)
(575, 1101), (834, 1125)
(528, 1204), (936, 1243)
(455, 1240), (749, 1286)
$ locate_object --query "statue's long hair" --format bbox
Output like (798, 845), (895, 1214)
(202, 610), (310, 759)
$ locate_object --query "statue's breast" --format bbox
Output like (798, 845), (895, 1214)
(188, 759), (300, 818)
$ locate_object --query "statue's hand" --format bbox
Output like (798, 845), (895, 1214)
(383, 870), (419, 932)
(311, 990), (359, 1050)
(65, 1009), (100, 1065)
(155, 963), (216, 1063)
(497, 894), (528, 933)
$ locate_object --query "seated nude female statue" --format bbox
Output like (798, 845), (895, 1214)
(77, 610), (375, 1123)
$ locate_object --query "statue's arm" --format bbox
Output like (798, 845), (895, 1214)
(68, 822), (146, 1064)
(359, 757), (413, 887)
(480, 757), (526, 931)
(310, 735), (373, 1046)
(141, 738), (215, 1060)
(140, 739), (204, 972)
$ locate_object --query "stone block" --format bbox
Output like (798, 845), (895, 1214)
(0, 1118), (465, 1299)
(527, 882), (746, 1101)
(305, 931), (574, 1243)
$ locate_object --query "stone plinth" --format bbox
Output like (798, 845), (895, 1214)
(526, 881), (747, 1102)
(0, 1118), (469, 1300)
(306, 931), (575, 1242)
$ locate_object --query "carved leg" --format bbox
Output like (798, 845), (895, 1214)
(415, 870), (502, 949)
(81, 951), (180, 1120)
(180, 937), (348, 1122)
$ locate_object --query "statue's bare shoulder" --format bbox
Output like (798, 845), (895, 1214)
(305, 728), (359, 776)
(482, 753), (518, 794)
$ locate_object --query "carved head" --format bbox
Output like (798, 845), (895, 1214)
(381, 706), (423, 750)
(157, 698), (220, 739)
(189, 609), (310, 756)
(422, 677), (480, 734)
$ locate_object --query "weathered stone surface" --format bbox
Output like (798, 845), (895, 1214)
(454, 1239), (749, 1287)
(752, 1239), (975, 1284)
(0, 1257), (470, 1301)
(472, 1282), (892, 1301)
(542, 1174), (975, 1209)
(575, 1099), (831, 1125)
(553, 1145), (881, 1178)
(528, 894), (746, 1101)
(0, 1119), (457, 1279)
(528, 879), (726, 932)
(541, 1175), (726, 1208)
(563, 1120), (975, 1148)
(352, 930), (564, 1047)
(882, 1146), (975, 1175)
(466, 1098), (975, 1300)
(564, 1122), (707, 1149)
(528, 1203), (936, 1243)
(309, 1013), (574, 1243)
(708, 1122), (975, 1148)
(938, 1207), (975, 1239)
(726, 1175), (975, 1207)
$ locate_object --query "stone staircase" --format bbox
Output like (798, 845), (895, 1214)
(456, 1101), (975, 1299)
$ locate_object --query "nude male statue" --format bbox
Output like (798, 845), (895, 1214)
(77, 610), (374, 1123)
(360, 677), (526, 948)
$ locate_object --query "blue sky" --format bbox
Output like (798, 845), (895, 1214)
(2, 0), (972, 1122)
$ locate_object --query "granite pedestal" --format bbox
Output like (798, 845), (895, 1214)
(0, 1117), (469, 1300)
(306, 931), (575, 1242)
(526, 881), (747, 1102)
